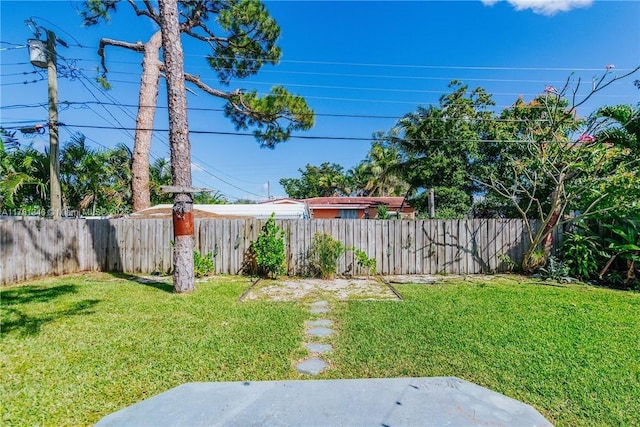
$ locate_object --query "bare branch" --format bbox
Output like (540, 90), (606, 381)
(98, 38), (144, 73)
(126, 0), (159, 23)
(181, 71), (236, 99)
(570, 66), (640, 113)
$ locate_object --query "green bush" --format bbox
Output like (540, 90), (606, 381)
(538, 256), (571, 282)
(560, 221), (607, 281)
(601, 217), (640, 288)
(309, 233), (346, 279)
(193, 250), (215, 278)
(354, 248), (376, 276)
(253, 213), (286, 278)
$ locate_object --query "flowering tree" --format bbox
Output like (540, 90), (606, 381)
(477, 67), (639, 272)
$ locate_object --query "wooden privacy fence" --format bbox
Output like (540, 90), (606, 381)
(0, 218), (561, 285)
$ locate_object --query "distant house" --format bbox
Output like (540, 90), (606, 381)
(132, 200), (309, 219)
(302, 197), (415, 219)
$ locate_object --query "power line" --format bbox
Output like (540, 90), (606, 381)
(1, 99), (626, 123)
(15, 41), (632, 72)
(51, 55), (270, 199)
(40, 122), (599, 145)
(0, 78), (46, 86)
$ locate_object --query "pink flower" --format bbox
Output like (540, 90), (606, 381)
(578, 134), (595, 143)
(605, 64), (615, 70)
(544, 85), (556, 93)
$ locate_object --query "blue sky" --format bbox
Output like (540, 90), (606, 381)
(1, 0), (639, 201)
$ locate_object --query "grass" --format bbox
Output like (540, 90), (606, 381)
(1, 273), (308, 426)
(326, 277), (640, 426)
(1, 274), (639, 426)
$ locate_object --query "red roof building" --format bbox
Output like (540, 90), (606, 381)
(303, 197), (415, 219)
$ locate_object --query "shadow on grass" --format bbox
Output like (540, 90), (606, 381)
(1, 298), (100, 337)
(1, 284), (78, 306)
(107, 272), (174, 293)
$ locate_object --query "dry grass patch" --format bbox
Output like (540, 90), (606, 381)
(241, 277), (401, 302)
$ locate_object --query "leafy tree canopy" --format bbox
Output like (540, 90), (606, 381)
(280, 162), (351, 199)
(388, 81), (495, 218)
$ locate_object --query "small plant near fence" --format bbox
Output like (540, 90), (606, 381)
(308, 233), (346, 279)
(308, 233), (377, 279)
(354, 248), (376, 277)
(497, 253), (516, 272)
(193, 250), (215, 278)
(253, 213), (286, 278)
(537, 256), (572, 282)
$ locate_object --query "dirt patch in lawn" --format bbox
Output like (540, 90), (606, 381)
(241, 277), (402, 302)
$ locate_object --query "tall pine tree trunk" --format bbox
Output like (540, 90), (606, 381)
(159, 0), (194, 293)
(131, 31), (162, 212)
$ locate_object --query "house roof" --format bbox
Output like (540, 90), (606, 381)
(304, 197), (411, 210)
(133, 203), (309, 219)
(258, 198), (306, 205)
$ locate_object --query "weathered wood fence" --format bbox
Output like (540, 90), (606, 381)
(0, 218), (561, 285)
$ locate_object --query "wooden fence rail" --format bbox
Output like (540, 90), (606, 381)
(0, 218), (560, 285)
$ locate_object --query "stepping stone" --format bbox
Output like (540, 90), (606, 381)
(296, 357), (328, 375)
(310, 301), (328, 308)
(307, 327), (333, 337)
(304, 343), (333, 354)
(309, 301), (330, 314)
(306, 319), (333, 328)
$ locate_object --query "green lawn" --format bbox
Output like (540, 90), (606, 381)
(1, 274), (639, 426)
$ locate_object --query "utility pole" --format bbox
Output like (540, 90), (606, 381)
(158, 0), (195, 293)
(47, 30), (61, 220)
(28, 24), (62, 219)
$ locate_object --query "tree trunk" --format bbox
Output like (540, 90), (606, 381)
(521, 178), (565, 273)
(159, 0), (194, 293)
(131, 31), (162, 212)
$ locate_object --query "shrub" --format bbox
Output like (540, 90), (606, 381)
(600, 217), (640, 287)
(538, 256), (571, 282)
(193, 250), (215, 278)
(253, 213), (286, 278)
(309, 233), (346, 279)
(354, 248), (376, 276)
(560, 221), (607, 281)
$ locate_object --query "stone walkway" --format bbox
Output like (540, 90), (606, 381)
(296, 300), (333, 376)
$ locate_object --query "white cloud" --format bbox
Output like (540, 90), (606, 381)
(481, 0), (593, 15)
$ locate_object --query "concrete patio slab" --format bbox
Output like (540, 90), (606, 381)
(96, 377), (552, 427)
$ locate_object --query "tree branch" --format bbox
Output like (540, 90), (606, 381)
(570, 66), (640, 113)
(181, 71), (237, 99)
(98, 38), (144, 73)
(127, 0), (159, 23)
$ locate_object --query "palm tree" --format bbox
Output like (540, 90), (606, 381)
(61, 134), (133, 216)
(363, 140), (408, 197)
(61, 134), (104, 215)
(593, 105), (639, 150)
(149, 157), (173, 205)
(0, 142), (49, 213)
(103, 143), (133, 214)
